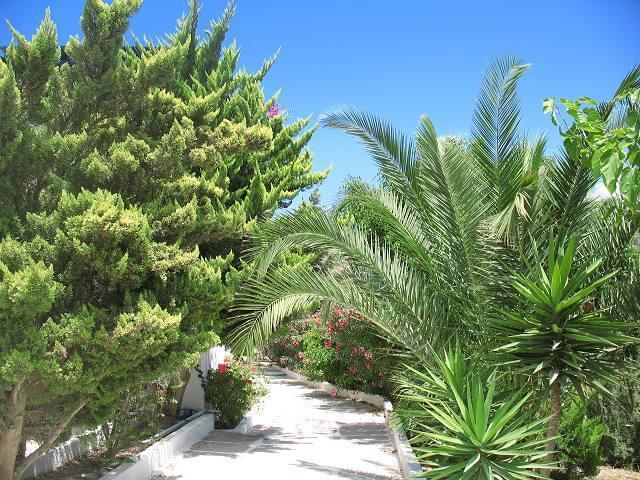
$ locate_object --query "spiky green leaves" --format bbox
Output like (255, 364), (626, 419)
(491, 234), (637, 395)
(396, 344), (556, 479)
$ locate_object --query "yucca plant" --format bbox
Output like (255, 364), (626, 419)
(396, 344), (556, 479)
(491, 234), (637, 464)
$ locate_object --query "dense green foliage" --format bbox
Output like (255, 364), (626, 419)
(589, 361), (640, 470)
(268, 309), (395, 395)
(0, 0), (325, 477)
(230, 56), (640, 478)
(555, 398), (604, 478)
(203, 360), (267, 429)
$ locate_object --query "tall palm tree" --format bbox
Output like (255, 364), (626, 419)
(229, 56), (639, 359)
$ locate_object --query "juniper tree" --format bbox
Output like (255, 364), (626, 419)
(0, 1), (326, 478)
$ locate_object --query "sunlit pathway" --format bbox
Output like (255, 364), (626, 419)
(151, 367), (401, 479)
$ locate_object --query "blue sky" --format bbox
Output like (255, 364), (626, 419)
(3, 0), (639, 204)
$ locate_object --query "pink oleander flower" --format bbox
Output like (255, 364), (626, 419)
(364, 353), (373, 361)
(359, 346), (365, 353)
(330, 391), (337, 397)
(324, 341), (333, 348)
(365, 364), (371, 369)
(347, 365), (357, 374)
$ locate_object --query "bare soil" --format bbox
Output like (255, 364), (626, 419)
(597, 467), (640, 480)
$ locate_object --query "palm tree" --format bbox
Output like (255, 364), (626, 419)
(228, 56), (640, 474)
(229, 56), (638, 357)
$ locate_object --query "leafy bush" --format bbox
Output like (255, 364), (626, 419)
(556, 398), (604, 478)
(267, 309), (395, 395)
(203, 360), (267, 429)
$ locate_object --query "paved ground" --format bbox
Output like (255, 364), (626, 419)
(151, 367), (401, 479)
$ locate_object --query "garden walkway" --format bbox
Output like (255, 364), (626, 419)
(151, 366), (402, 479)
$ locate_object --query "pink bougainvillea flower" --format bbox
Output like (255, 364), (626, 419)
(267, 102), (285, 118)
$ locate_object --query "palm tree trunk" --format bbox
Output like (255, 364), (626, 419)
(542, 380), (561, 476)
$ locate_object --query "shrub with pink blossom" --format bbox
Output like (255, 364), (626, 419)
(267, 309), (395, 395)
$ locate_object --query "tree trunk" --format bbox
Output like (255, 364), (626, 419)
(12, 399), (84, 480)
(542, 380), (561, 476)
(0, 381), (27, 480)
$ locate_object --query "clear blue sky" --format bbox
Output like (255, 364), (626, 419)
(3, 0), (639, 204)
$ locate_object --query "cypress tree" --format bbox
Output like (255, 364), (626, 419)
(0, 1), (326, 478)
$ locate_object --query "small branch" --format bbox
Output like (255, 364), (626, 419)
(13, 398), (85, 480)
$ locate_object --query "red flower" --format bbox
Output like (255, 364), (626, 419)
(324, 341), (333, 348)
(365, 364), (371, 369)
(330, 391), (337, 397)
(364, 353), (373, 361)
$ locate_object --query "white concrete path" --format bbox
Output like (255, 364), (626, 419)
(151, 367), (401, 479)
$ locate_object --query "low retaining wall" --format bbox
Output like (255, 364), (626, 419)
(98, 412), (214, 480)
(271, 365), (422, 479)
(21, 428), (105, 479)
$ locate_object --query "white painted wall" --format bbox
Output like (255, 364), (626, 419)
(180, 346), (227, 412)
(21, 428), (105, 479)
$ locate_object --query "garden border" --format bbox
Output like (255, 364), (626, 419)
(21, 427), (105, 479)
(271, 365), (422, 479)
(97, 411), (214, 480)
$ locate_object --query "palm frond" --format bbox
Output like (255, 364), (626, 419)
(471, 55), (531, 215)
(320, 107), (418, 200)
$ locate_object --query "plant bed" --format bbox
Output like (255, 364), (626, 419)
(25, 442), (150, 480)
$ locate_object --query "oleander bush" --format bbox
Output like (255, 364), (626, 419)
(267, 309), (396, 395)
(203, 360), (267, 429)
